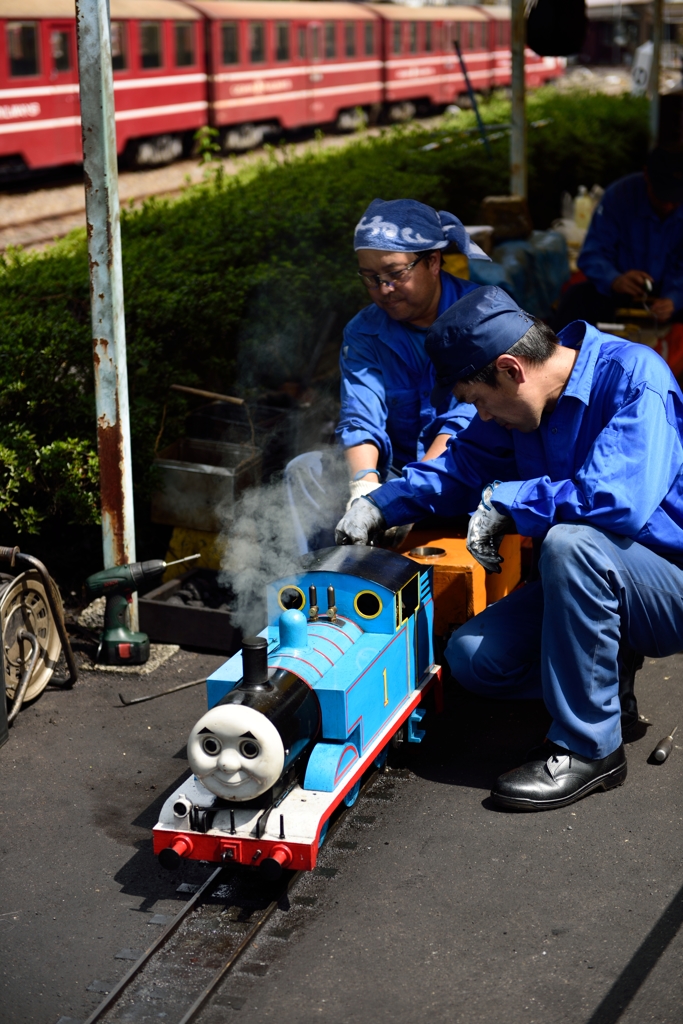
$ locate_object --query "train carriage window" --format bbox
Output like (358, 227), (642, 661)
(408, 22), (417, 54)
(50, 30), (71, 73)
(297, 27), (306, 59)
(498, 21), (508, 46)
(111, 22), (127, 71)
(311, 25), (320, 61)
(392, 22), (401, 54)
(364, 23), (374, 56)
(324, 22), (336, 59)
(425, 22), (433, 52)
(221, 22), (238, 65)
(249, 22), (265, 63)
(140, 22), (162, 69)
(344, 22), (356, 58)
(468, 22), (475, 50)
(276, 23), (290, 61)
(7, 22), (39, 77)
(175, 23), (195, 67)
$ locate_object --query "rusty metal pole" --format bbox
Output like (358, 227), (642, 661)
(75, 0), (138, 628)
(510, 0), (527, 199)
(650, 0), (663, 148)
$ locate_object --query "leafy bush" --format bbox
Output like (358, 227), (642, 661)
(0, 88), (648, 577)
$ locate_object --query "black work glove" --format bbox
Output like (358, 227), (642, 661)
(466, 481), (513, 574)
(335, 498), (386, 546)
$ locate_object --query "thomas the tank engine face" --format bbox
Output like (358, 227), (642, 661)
(187, 705), (285, 801)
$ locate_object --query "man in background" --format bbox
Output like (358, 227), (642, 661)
(553, 148), (683, 329)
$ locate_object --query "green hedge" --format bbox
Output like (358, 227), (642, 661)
(0, 88), (648, 572)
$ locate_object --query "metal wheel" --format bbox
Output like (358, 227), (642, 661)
(1, 570), (61, 702)
(343, 780), (361, 808)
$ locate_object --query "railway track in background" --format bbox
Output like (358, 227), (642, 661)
(79, 766), (398, 1024)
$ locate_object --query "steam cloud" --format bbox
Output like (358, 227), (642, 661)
(219, 447), (349, 636)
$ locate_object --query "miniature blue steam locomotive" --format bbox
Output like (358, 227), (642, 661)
(154, 546), (441, 877)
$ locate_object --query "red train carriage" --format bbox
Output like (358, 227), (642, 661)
(368, 4), (491, 117)
(0, 1), (563, 175)
(0, 0), (206, 173)
(190, 0), (382, 146)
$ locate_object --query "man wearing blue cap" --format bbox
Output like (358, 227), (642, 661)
(340, 198), (490, 506)
(335, 285), (683, 810)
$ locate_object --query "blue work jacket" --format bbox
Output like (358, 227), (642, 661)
(578, 173), (683, 310)
(336, 271), (479, 475)
(372, 322), (683, 564)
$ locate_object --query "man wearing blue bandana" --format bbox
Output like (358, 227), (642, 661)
(286, 198), (490, 552)
(335, 285), (683, 811)
(340, 197), (489, 507)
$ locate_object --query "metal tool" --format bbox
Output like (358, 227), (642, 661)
(119, 676), (206, 706)
(85, 554), (200, 666)
(651, 725), (678, 763)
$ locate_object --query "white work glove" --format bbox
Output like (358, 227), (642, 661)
(346, 478), (382, 511)
(335, 497), (386, 546)
(466, 481), (513, 574)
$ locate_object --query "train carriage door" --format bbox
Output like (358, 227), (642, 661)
(306, 21), (323, 123)
(46, 20), (80, 164)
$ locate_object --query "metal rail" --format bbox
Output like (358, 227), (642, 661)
(81, 767), (384, 1024)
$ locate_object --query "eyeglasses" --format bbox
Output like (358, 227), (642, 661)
(357, 252), (430, 290)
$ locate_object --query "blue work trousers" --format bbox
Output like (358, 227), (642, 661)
(446, 524), (683, 759)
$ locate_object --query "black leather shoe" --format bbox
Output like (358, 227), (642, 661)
(491, 742), (627, 811)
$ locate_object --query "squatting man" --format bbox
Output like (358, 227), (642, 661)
(335, 285), (683, 811)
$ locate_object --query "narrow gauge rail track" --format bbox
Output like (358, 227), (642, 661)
(82, 766), (385, 1024)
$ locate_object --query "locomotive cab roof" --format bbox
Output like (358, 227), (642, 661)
(298, 546), (418, 595)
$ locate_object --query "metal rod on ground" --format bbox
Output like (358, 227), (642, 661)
(510, 0), (527, 199)
(454, 41), (491, 158)
(119, 677), (207, 706)
(75, 0), (138, 629)
(650, 0), (663, 148)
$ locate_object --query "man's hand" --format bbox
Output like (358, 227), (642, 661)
(346, 478), (381, 512)
(612, 270), (654, 300)
(650, 297), (675, 322)
(335, 497), (386, 546)
(466, 482), (513, 574)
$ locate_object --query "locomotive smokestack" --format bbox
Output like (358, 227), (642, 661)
(241, 636), (270, 689)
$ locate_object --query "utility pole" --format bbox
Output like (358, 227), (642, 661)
(75, 0), (137, 626)
(510, 0), (527, 198)
(650, 0), (663, 147)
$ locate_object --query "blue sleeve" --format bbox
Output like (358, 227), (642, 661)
(577, 190), (625, 296)
(371, 417), (518, 526)
(336, 321), (392, 470)
(491, 385), (683, 537)
(426, 401), (477, 440)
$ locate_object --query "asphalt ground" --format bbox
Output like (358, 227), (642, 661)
(1, 647), (682, 1024)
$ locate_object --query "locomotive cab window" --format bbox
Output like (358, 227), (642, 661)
(396, 574), (419, 627)
(354, 591), (383, 620)
(140, 22), (162, 69)
(276, 23), (290, 61)
(111, 22), (127, 71)
(324, 22), (336, 59)
(221, 22), (239, 65)
(278, 585), (305, 612)
(249, 22), (265, 63)
(50, 30), (71, 73)
(344, 22), (356, 58)
(7, 22), (39, 77)
(364, 23), (374, 55)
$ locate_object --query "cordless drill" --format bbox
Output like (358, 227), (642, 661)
(85, 555), (199, 665)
